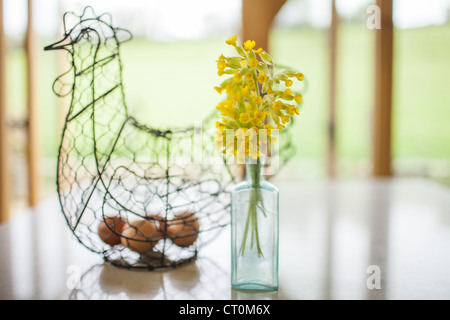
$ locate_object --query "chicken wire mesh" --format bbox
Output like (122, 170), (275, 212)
(45, 7), (296, 270)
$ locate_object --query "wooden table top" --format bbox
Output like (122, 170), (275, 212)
(1, 177), (450, 300)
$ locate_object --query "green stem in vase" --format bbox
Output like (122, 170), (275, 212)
(239, 160), (264, 258)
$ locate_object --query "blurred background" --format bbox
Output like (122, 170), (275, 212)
(1, 0), (450, 220)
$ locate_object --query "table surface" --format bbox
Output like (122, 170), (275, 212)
(1, 177), (450, 300)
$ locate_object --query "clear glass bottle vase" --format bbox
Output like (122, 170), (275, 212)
(231, 158), (279, 290)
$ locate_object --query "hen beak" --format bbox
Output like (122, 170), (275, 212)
(44, 34), (72, 51)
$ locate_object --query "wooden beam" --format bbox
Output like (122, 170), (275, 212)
(327, 0), (339, 178)
(0, 0), (10, 222)
(242, 0), (286, 52)
(240, 0), (285, 180)
(373, 0), (394, 177)
(25, 0), (41, 206)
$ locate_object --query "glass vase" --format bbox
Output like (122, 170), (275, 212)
(231, 158), (279, 290)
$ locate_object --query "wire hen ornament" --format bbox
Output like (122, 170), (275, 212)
(45, 7), (296, 270)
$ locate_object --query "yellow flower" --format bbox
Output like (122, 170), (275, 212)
(225, 84), (235, 94)
(217, 60), (227, 70)
(215, 35), (305, 159)
(242, 86), (250, 98)
(216, 100), (234, 117)
(244, 40), (256, 51)
(252, 95), (262, 105)
(249, 58), (258, 69)
(281, 115), (290, 124)
(215, 121), (226, 132)
(295, 73), (304, 81)
(286, 104), (296, 117)
(239, 113), (252, 124)
(256, 110), (266, 120)
(273, 100), (283, 112)
(230, 91), (242, 101)
(226, 35), (237, 47)
(251, 111), (265, 126)
(216, 55), (227, 74)
(245, 103), (256, 114)
(257, 72), (267, 84)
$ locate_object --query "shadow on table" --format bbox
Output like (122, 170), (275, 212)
(68, 256), (229, 300)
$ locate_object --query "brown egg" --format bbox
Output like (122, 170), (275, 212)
(148, 214), (167, 233)
(167, 212), (200, 248)
(98, 216), (126, 246)
(121, 219), (162, 253)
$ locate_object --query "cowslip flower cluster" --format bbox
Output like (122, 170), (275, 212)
(214, 35), (304, 162)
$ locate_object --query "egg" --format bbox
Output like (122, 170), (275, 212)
(167, 212), (200, 248)
(121, 219), (162, 253)
(148, 214), (167, 232)
(98, 216), (126, 246)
